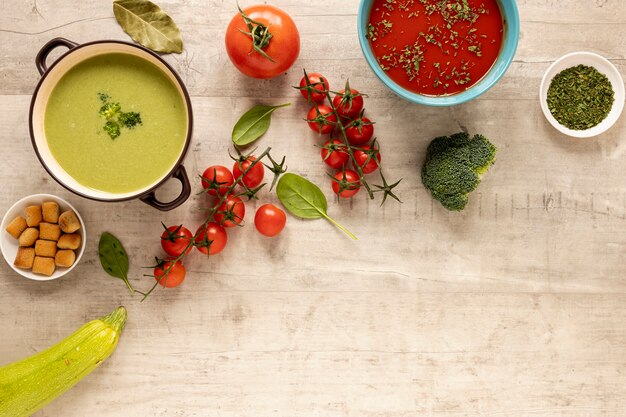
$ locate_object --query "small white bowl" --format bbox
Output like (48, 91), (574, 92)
(0, 194), (86, 281)
(539, 52), (625, 138)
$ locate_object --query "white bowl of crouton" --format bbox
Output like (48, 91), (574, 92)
(1, 194), (86, 281)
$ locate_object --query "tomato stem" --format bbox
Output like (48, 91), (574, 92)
(238, 5), (276, 63)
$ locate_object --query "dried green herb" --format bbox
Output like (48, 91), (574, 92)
(547, 64), (614, 130)
(113, 0), (183, 54)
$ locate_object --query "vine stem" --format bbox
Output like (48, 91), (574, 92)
(140, 147), (277, 301)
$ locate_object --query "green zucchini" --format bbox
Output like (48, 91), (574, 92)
(0, 306), (127, 417)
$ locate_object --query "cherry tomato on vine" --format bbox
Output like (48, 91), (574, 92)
(345, 117), (374, 146)
(307, 104), (337, 135)
(214, 196), (246, 227)
(233, 156), (264, 189)
(333, 88), (364, 120)
(331, 169), (361, 198)
(299, 72), (329, 103)
(354, 145), (381, 174)
(195, 222), (228, 255)
(225, 5), (300, 79)
(160, 225), (193, 257)
(254, 204), (287, 237)
(321, 139), (349, 169)
(201, 165), (234, 196)
(154, 259), (186, 288)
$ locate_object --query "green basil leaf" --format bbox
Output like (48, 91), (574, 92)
(277, 173), (357, 240)
(113, 0), (183, 54)
(232, 103), (290, 146)
(98, 232), (135, 293)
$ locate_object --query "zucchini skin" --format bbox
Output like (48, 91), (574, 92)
(0, 306), (127, 417)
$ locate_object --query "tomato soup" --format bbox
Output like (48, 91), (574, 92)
(367, 0), (504, 96)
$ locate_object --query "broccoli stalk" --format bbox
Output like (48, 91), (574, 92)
(421, 132), (496, 211)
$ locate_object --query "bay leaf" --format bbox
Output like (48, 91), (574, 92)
(113, 0), (183, 54)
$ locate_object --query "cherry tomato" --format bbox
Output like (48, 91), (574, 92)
(195, 222), (228, 255)
(354, 145), (381, 174)
(201, 165), (234, 196)
(345, 117), (374, 146)
(233, 156), (264, 189)
(154, 259), (186, 288)
(333, 88), (364, 120)
(307, 105), (336, 135)
(299, 72), (329, 103)
(214, 196), (246, 228)
(225, 5), (300, 79)
(331, 169), (361, 198)
(254, 204), (287, 237)
(160, 225), (193, 257)
(321, 139), (349, 169)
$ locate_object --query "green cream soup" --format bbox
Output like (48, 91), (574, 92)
(45, 53), (187, 194)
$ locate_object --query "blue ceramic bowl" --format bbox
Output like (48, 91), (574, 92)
(357, 0), (520, 106)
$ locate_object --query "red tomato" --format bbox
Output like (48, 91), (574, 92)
(195, 222), (228, 255)
(345, 117), (374, 145)
(160, 225), (193, 257)
(233, 156), (265, 189)
(225, 5), (300, 79)
(214, 196), (246, 227)
(154, 260), (186, 288)
(331, 169), (361, 198)
(307, 105), (337, 135)
(332, 88), (364, 120)
(354, 145), (381, 174)
(254, 204), (287, 237)
(201, 165), (234, 196)
(299, 72), (329, 103)
(321, 139), (349, 169)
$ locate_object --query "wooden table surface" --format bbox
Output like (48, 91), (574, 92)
(1, 1), (625, 416)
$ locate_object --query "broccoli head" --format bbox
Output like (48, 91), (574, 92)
(99, 102), (121, 119)
(103, 121), (121, 140)
(421, 132), (496, 211)
(118, 111), (142, 129)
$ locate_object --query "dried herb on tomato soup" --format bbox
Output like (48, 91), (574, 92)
(367, 0), (504, 96)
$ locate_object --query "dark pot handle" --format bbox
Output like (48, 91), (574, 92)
(35, 38), (78, 75)
(140, 165), (191, 211)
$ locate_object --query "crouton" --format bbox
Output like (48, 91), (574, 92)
(5, 215), (27, 239)
(18, 227), (39, 247)
(55, 250), (76, 268)
(58, 210), (80, 233)
(57, 233), (81, 250)
(42, 201), (60, 223)
(35, 239), (58, 258)
(25, 205), (43, 227)
(32, 256), (55, 276)
(14, 247), (35, 269)
(39, 222), (61, 241)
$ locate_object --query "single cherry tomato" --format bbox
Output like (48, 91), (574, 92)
(333, 88), (364, 120)
(307, 104), (337, 135)
(254, 204), (287, 237)
(154, 259), (186, 288)
(201, 165), (234, 196)
(299, 72), (329, 103)
(345, 117), (374, 145)
(233, 156), (265, 189)
(225, 5), (300, 79)
(214, 196), (246, 227)
(331, 169), (361, 198)
(354, 145), (381, 174)
(321, 139), (349, 169)
(195, 222), (228, 255)
(160, 225), (193, 257)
